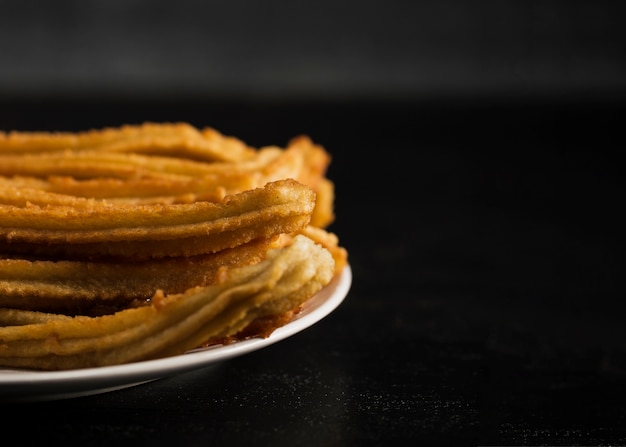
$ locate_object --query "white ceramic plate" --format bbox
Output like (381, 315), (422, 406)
(0, 265), (352, 402)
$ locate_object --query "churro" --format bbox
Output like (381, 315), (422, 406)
(0, 179), (314, 260)
(0, 238), (276, 316)
(0, 122), (348, 371)
(0, 122), (255, 162)
(0, 235), (334, 370)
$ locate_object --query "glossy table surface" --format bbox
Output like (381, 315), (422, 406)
(1, 96), (625, 445)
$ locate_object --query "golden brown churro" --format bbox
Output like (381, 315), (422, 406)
(0, 134), (334, 222)
(0, 122), (255, 162)
(0, 235), (335, 370)
(0, 122), (348, 371)
(0, 179), (314, 260)
(0, 238), (277, 316)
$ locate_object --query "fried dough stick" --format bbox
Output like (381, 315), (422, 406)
(0, 134), (312, 182)
(0, 179), (314, 260)
(0, 176), (334, 228)
(0, 137), (328, 195)
(0, 238), (277, 316)
(0, 308), (71, 326)
(0, 135), (335, 226)
(0, 123), (255, 162)
(296, 226), (348, 275)
(0, 235), (335, 371)
(0, 143), (312, 182)
(0, 151), (251, 179)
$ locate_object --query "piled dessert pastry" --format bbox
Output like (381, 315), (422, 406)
(0, 123), (347, 370)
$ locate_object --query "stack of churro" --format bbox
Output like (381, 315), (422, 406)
(0, 123), (347, 370)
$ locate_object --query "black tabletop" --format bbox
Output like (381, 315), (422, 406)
(1, 96), (625, 446)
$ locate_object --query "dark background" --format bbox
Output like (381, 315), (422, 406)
(1, 0), (625, 103)
(1, 1), (626, 445)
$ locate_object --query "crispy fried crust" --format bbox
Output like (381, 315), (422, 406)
(0, 235), (335, 370)
(0, 123), (348, 371)
(0, 122), (255, 162)
(0, 237), (278, 316)
(0, 179), (314, 260)
(0, 133), (335, 225)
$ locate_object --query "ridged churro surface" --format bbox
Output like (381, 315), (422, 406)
(0, 122), (348, 370)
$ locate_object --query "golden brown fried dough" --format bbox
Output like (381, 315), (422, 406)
(0, 179), (314, 260)
(296, 225), (348, 275)
(0, 237), (277, 316)
(0, 125), (335, 225)
(0, 122), (255, 162)
(0, 235), (335, 370)
(0, 122), (348, 371)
